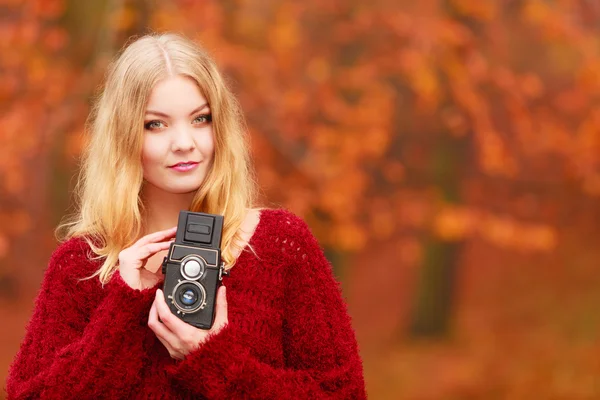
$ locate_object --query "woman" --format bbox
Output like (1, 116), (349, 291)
(6, 33), (366, 399)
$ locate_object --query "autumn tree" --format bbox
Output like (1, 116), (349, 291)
(0, 0), (155, 297)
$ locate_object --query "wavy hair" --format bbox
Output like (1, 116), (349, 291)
(57, 32), (257, 284)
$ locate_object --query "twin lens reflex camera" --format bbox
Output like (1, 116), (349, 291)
(161, 210), (228, 329)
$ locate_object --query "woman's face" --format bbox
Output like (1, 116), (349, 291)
(142, 75), (215, 195)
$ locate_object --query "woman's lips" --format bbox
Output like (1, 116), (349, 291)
(169, 162), (199, 172)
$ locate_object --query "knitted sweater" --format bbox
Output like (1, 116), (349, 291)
(6, 209), (366, 399)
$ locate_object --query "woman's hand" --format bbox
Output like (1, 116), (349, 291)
(118, 227), (177, 290)
(148, 285), (229, 360)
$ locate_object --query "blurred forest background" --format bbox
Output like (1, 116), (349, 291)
(2, 0), (600, 398)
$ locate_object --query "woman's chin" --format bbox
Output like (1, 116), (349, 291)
(152, 183), (201, 195)
(168, 185), (201, 195)
(142, 177), (203, 196)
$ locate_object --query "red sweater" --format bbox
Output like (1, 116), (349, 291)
(6, 209), (366, 399)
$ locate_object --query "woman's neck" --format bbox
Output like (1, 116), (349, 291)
(140, 182), (196, 236)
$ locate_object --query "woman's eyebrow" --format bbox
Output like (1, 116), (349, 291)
(145, 103), (209, 118)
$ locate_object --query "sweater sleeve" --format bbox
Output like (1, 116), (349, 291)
(165, 213), (367, 399)
(6, 240), (157, 400)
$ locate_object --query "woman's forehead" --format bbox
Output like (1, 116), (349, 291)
(145, 76), (209, 115)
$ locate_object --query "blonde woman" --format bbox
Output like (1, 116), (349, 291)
(6, 33), (366, 399)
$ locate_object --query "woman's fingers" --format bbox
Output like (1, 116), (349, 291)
(150, 287), (230, 359)
(135, 226), (177, 247)
(137, 241), (174, 261)
(148, 296), (179, 344)
(121, 241), (173, 271)
(154, 289), (188, 335)
(118, 227), (176, 290)
(212, 285), (228, 330)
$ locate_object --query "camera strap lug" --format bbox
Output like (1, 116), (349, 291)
(218, 262), (229, 281)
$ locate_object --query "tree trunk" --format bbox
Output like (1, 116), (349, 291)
(408, 134), (468, 337)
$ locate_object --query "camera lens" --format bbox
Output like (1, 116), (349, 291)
(180, 288), (198, 306)
(171, 280), (206, 314)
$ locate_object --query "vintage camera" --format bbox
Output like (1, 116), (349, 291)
(161, 210), (228, 329)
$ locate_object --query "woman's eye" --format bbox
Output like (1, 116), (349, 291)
(144, 120), (164, 130)
(193, 114), (212, 124)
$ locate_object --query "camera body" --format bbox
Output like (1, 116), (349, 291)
(161, 210), (228, 329)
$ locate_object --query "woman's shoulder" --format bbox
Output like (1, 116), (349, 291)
(254, 209), (334, 278)
(255, 208), (323, 255)
(46, 235), (100, 278)
(257, 208), (315, 238)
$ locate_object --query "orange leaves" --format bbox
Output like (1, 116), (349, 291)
(433, 206), (473, 241)
(368, 198), (397, 241)
(3, 169), (25, 196)
(581, 174), (600, 197)
(150, 10), (187, 32)
(330, 222), (367, 252)
(433, 205), (557, 252)
(522, 0), (580, 42)
(522, 0), (552, 25)
(307, 125), (337, 152)
(383, 161), (405, 184)
(26, 54), (48, 85)
(483, 215), (556, 252)
(437, 20), (473, 48)
(448, 0), (496, 21)
(361, 128), (391, 159)
(0, 210), (32, 237)
(281, 88), (310, 115)
(15, 20), (41, 48)
(64, 129), (87, 159)
(306, 58), (331, 83)
(0, 0), (92, 256)
(519, 73), (544, 99)
(396, 191), (434, 230)
(571, 109), (600, 191)
(317, 168), (369, 216)
(269, 5), (301, 53)
(441, 108), (468, 137)
(412, 66), (440, 112)
(0, 210), (29, 258)
(30, 0), (65, 20)
(398, 48), (441, 111)
(109, 6), (139, 32)
(577, 59), (600, 93)
(42, 26), (68, 52)
(0, 234), (8, 259)
(476, 130), (518, 177)
(0, 73), (18, 103)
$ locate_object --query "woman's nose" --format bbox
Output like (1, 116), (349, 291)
(171, 126), (195, 152)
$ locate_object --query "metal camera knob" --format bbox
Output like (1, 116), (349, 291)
(218, 262), (229, 281)
(180, 255), (206, 280)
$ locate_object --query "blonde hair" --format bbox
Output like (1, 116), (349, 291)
(57, 32), (257, 284)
